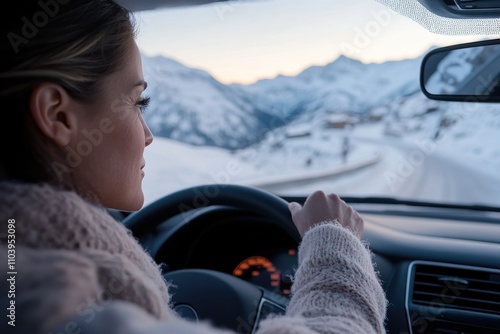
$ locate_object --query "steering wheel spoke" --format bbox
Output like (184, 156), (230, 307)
(166, 269), (289, 333)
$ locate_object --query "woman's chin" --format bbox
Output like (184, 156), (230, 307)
(106, 192), (145, 212)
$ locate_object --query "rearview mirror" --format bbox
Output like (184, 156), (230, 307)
(420, 38), (500, 103)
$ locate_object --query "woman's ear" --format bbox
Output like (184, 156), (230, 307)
(29, 83), (78, 147)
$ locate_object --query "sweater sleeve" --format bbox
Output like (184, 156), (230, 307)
(256, 221), (387, 334)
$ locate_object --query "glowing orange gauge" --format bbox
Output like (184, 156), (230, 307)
(233, 256), (286, 295)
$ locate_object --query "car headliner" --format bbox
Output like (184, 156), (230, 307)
(116, 0), (235, 11)
(117, 0), (500, 35)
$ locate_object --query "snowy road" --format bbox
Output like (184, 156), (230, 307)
(143, 135), (500, 208)
(265, 136), (500, 207)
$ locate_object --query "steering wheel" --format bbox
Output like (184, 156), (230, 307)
(122, 184), (301, 333)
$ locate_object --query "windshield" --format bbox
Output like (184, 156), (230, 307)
(135, 0), (500, 208)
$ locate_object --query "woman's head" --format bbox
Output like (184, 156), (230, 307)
(0, 0), (154, 210)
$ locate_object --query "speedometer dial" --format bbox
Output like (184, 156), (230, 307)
(233, 256), (284, 294)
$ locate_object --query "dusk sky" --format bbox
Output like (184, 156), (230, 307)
(135, 0), (496, 84)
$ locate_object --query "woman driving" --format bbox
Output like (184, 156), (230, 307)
(0, 1), (386, 333)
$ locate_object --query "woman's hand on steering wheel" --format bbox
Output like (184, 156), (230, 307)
(287, 191), (364, 238)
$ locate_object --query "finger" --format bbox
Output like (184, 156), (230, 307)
(304, 190), (327, 206)
(287, 202), (302, 215)
(327, 193), (341, 201)
(328, 194), (347, 209)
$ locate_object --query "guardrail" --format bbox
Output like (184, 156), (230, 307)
(237, 152), (382, 191)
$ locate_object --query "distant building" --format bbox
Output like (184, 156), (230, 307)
(324, 114), (357, 129)
(366, 107), (387, 123)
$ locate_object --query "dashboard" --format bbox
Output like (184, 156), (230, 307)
(140, 206), (299, 297)
(359, 206), (500, 334)
(135, 201), (500, 334)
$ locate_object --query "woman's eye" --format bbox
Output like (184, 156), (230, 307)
(136, 96), (151, 114)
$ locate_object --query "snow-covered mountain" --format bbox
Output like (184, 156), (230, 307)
(141, 53), (424, 149)
(239, 55), (422, 124)
(141, 55), (269, 149)
(141, 51), (500, 164)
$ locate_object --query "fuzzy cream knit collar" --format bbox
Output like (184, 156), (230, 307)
(0, 181), (174, 320)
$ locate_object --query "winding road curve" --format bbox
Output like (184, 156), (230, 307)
(265, 136), (500, 208)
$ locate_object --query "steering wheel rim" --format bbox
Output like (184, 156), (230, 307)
(122, 184), (300, 333)
(123, 183), (301, 241)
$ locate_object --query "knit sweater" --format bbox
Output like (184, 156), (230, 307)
(0, 181), (387, 334)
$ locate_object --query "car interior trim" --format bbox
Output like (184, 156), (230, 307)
(405, 260), (500, 334)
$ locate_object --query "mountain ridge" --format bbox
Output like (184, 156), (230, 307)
(140, 52), (426, 149)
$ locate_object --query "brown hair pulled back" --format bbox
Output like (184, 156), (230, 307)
(0, 0), (136, 188)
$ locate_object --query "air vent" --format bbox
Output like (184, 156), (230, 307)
(411, 264), (500, 316)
